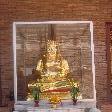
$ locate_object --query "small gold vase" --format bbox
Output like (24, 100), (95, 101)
(49, 95), (61, 108)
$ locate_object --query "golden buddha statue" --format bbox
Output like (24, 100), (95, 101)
(27, 40), (72, 100)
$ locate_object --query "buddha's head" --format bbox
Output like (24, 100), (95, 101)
(47, 40), (58, 59)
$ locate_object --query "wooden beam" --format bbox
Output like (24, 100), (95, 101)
(48, 24), (56, 41)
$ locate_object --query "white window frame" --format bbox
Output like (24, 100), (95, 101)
(13, 21), (96, 104)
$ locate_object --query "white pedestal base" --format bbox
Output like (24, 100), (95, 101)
(14, 100), (96, 112)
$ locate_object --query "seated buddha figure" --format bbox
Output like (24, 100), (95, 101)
(28, 40), (71, 100)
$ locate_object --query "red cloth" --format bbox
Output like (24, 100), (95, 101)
(44, 88), (70, 93)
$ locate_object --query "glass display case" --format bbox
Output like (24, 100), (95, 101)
(13, 21), (95, 103)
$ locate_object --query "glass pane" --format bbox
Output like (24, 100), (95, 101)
(16, 23), (94, 101)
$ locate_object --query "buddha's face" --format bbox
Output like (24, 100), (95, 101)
(47, 40), (57, 59)
(47, 45), (57, 57)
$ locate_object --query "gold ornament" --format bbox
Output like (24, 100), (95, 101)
(27, 40), (73, 101)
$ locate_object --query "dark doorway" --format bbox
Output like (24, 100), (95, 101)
(106, 22), (112, 101)
(0, 42), (2, 106)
